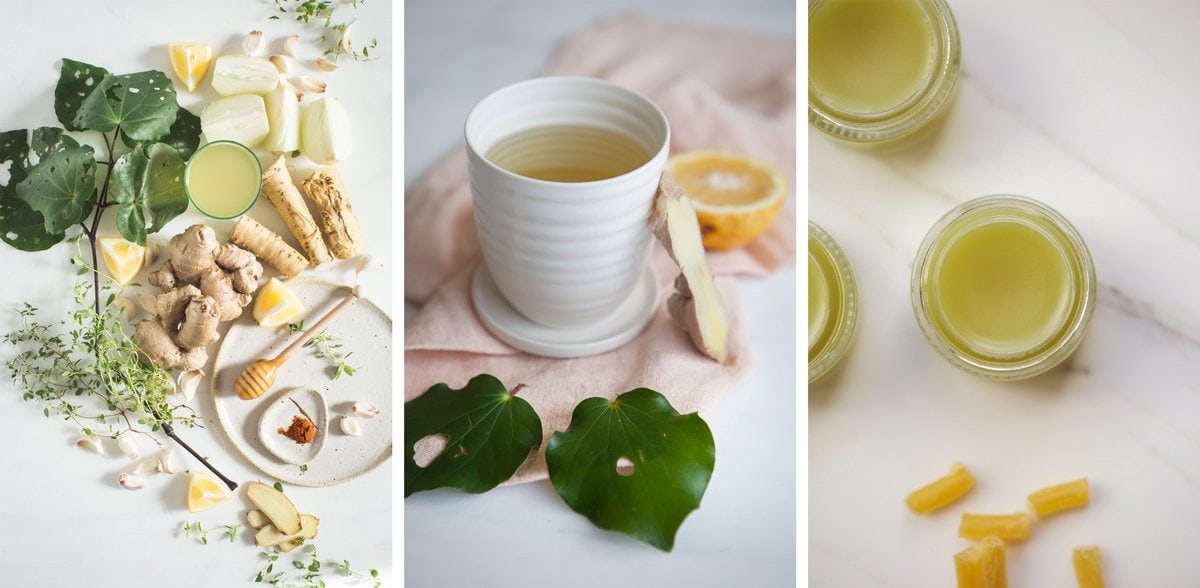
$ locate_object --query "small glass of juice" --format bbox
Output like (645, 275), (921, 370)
(185, 140), (263, 219)
(809, 222), (859, 383)
(911, 195), (1096, 380)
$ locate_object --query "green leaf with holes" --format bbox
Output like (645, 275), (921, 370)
(110, 143), (187, 245)
(404, 374), (542, 497)
(73, 70), (178, 141)
(14, 138), (96, 235)
(54, 59), (110, 132)
(546, 388), (715, 551)
(124, 107), (201, 160)
(0, 129), (66, 251)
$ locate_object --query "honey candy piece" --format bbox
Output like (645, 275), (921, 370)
(959, 512), (1032, 541)
(906, 462), (976, 515)
(1028, 477), (1089, 519)
(1073, 545), (1106, 588)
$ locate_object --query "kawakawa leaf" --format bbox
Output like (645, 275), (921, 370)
(73, 70), (178, 141)
(124, 106), (201, 160)
(54, 59), (110, 132)
(0, 129), (66, 251)
(546, 388), (715, 551)
(13, 130), (96, 236)
(110, 143), (187, 245)
(405, 374), (542, 497)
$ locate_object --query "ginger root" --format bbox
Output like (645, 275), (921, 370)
(302, 165), (363, 259)
(137, 225), (263, 370)
(261, 156), (332, 267)
(230, 216), (310, 279)
(653, 172), (731, 364)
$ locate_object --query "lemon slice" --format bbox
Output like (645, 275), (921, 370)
(253, 277), (306, 327)
(666, 150), (787, 250)
(168, 43), (214, 93)
(98, 236), (146, 286)
(187, 471), (232, 513)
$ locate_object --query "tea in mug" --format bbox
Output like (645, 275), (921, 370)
(486, 125), (651, 182)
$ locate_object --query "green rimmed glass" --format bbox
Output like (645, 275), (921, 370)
(184, 140), (262, 220)
(809, 222), (859, 383)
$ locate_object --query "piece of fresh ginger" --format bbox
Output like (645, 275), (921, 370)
(906, 462), (976, 514)
(653, 172), (730, 364)
(1072, 545), (1105, 588)
(959, 512), (1032, 541)
(1028, 477), (1089, 519)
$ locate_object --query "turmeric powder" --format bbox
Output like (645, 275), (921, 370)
(278, 415), (316, 445)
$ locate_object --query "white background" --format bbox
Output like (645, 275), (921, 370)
(0, 1), (392, 586)
(811, 2), (1200, 586)
(404, 1), (798, 587)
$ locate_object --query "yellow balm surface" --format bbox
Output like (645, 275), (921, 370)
(185, 141), (262, 219)
(808, 223), (858, 382)
(810, 0), (936, 114)
(932, 219), (1072, 358)
(808, 252), (831, 352)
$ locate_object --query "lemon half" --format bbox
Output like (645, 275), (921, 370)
(667, 150), (787, 250)
(98, 236), (146, 286)
(253, 277), (306, 327)
(168, 43), (213, 93)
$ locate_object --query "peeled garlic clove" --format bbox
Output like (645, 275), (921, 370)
(284, 34), (300, 58)
(118, 436), (140, 460)
(340, 416), (362, 436)
(337, 20), (355, 54)
(244, 30), (265, 56)
(138, 293), (159, 316)
(294, 76), (326, 94)
(119, 473), (145, 490)
(177, 369), (204, 402)
(299, 97), (352, 164)
(352, 402), (380, 419)
(160, 449), (178, 474)
(269, 54), (292, 74)
(315, 55), (339, 72)
(279, 75), (304, 102)
(113, 297), (137, 321)
(144, 239), (163, 266)
(76, 435), (107, 456)
(134, 458), (163, 476)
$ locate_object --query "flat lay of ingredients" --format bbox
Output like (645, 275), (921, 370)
(1, 2), (387, 583)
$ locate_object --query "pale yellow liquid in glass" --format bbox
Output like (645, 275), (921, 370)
(809, 252), (831, 352)
(186, 142), (262, 218)
(486, 125), (651, 182)
(809, 0), (936, 114)
(808, 234), (846, 364)
(932, 220), (1073, 358)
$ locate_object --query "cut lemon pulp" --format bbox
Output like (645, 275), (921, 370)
(168, 43), (214, 93)
(253, 277), (306, 327)
(666, 150), (787, 250)
(187, 471), (232, 513)
(98, 236), (146, 286)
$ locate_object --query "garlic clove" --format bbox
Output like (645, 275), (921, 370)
(138, 292), (159, 316)
(351, 402), (380, 419)
(118, 436), (140, 460)
(294, 76), (326, 94)
(283, 34), (300, 58)
(279, 75), (304, 102)
(339, 416), (362, 436)
(119, 473), (145, 490)
(113, 297), (137, 321)
(315, 55), (339, 72)
(160, 449), (178, 474)
(269, 54), (292, 75)
(76, 435), (107, 456)
(134, 458), (163, 476)
(244, 30), (265, 56)
(337, 20), (355, 54)
(177, 369), (204, 402)
(144, 239), (162, 266)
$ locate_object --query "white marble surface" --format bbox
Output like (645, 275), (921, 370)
(810, 2), (1200, 586)
(404, 2), (797, 587)
(0, 1), (392, 586)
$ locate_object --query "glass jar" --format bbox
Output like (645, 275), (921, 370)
(808, 0), (961, 144)
(911, 195), (1096, 380)
(809, 222), (859, 383)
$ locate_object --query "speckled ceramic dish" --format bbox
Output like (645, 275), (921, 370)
(258, 388), (328, 466)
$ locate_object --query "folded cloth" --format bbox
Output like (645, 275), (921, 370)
(405, 13), (796, 485)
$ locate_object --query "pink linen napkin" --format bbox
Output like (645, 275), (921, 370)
(405, 13), (795, 485)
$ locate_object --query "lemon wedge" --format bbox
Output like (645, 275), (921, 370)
(187, 471), (232, 513)
(666, 150), (787, 250)
(253, 277), (306, 327)
(168, 43), (214, 93)
(98, 236), (146, 286)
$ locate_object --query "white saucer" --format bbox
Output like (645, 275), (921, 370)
(471, 264), (659, 358)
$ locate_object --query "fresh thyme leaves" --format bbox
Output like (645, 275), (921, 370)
(304, 329), (359, 380)
(224, 523), (243, 543)
(182, 521), (209, 545)
(339, 559), (382, 587)
(4, 279), (198, 439)
(254, 545), (381, 587)
(270, 0), (378, 62)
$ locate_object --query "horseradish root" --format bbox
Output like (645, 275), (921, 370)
(653, 173), (730, 364)
(261, 156), (332, 266)
(302, 165), (363, 259)
(230, 216), (310, 278)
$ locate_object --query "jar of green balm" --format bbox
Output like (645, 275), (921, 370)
(808, 0), (961, 144)
(809, 222), (859, 383)
(911, 195), (1096, 380)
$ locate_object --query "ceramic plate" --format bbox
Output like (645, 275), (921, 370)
(212, 277), (392, 487)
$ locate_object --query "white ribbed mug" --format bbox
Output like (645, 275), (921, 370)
(464, 77), (670, 329)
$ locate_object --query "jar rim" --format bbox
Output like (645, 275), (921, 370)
(809, 221), (859, 383)
(910, 195), (1097, 380)
(808, 0), (962, 143)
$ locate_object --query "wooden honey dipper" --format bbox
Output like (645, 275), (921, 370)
(235, 291), (359, 400)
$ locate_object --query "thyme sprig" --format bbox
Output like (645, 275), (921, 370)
(288, 321), (358, 379)
(270, 0), (379, 61)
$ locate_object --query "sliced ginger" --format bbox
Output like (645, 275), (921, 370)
(955, 536), (1007, 588)
(1028, 477), (1089, 519)
(959, 512), (1032, 541)
(1072, 545), (1105, 588)
(906, 462), (975, 514)
(653, 172), (730, 363)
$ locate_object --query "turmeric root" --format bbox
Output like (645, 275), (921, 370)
(261, 156), (332, 266)
(653, 172), (731, 364)
(230, 216), (310, 279)
(302, 165), (362, 259)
